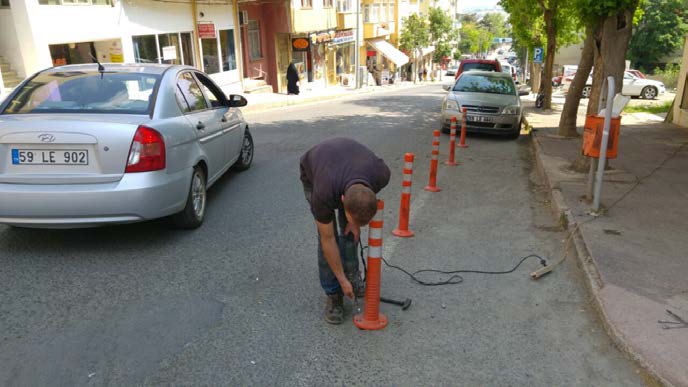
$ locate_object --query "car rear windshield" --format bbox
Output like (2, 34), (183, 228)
(453, 74), (516, 95)
(462, 63), (498, 72)
(2, 71), (160, 115)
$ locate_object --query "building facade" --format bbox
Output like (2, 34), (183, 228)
(0, 0), (242, 94)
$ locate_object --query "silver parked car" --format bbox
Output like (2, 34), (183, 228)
(0, 63), (254, 229)
(441, 70), (527, 139)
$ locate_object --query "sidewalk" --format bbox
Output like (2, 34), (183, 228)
(239, 80), (435, 114)
(526, 100), (688, 386)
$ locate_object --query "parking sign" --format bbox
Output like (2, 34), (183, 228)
(533, 47), (543, 63)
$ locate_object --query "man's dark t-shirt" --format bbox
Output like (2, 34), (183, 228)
(300, 137), (391, 224)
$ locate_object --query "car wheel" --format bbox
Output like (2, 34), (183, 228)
(172, 166), (207, 229)
(582, 85), (592, 99)
(641, 86), (657, 100)
(233, 129), (254, 171)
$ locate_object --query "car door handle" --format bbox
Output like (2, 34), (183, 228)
(196, 121), (205, 130)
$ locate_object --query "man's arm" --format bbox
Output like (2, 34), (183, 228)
(316, 220), (354, 299)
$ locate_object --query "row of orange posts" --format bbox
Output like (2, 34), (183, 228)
(354, 108), (469, 331)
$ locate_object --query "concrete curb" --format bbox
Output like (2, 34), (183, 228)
(240, 82), (437, 114)
(530, 133), (671, 387)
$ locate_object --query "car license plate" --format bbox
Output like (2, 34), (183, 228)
(11, 149), (89, 165)
(467, 115), (494, 123)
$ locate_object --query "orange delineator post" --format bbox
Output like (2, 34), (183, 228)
(392, 153), (415, 238)
(354, 199), (388, 330)
(445, 117), (458, 166)
(424, 130), (441, 192)
(458, 108), (469, 148)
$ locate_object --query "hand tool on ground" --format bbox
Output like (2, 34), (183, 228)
(658, 309), (688, 329)
(380, 296), (412, 310)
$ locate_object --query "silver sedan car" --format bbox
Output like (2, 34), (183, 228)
(0, 64), (254, 228)
(441, 70), (527, 139)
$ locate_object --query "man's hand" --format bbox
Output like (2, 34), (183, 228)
(343, 222), (361, 243)
(339, 277), (355, 299)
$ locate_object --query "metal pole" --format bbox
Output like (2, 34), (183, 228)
(355, 0), (361, 89)
(592, 76), (615, 213)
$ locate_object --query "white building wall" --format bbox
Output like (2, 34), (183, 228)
(0, 0), (239, 88)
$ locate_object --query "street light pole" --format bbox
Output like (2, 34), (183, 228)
(355, 0), (361, 89)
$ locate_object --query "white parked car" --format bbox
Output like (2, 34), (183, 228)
(578, 71), (666, 100)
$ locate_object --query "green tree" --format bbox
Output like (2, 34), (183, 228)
(459, 23), (494, 56)
(428, 7), (457, 63)
(479, 12), (510, 41)
(628, 0), (688, 71)
(399, 13), (430, 82)
(460, 13), (479, 24)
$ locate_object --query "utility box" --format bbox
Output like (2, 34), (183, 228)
(582, 114), (621, 159)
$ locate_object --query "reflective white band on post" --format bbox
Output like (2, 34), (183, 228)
(404, 162), (413, 170)
(368, 245), (382, 258)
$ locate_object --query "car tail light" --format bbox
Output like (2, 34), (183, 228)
(125, 125), (166, 173)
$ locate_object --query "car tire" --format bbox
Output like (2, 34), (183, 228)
(171, 166), (207, 229)
(232, 129), (254, 171)
(582, 85), (592, 99)
(641, 86), (657, 100)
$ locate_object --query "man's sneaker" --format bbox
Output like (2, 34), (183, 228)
(324, 293), (344, 324)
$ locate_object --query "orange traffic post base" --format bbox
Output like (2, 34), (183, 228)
(392, 153), (415, 238)
(424, 130), (441, 192)
(458, 108), (469, 148)
(445, 117), (458, 166)
(354, 199), (388, 330)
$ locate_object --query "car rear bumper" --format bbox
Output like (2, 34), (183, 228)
(0, 168), (191, 228)
(441, 110), (521, 134)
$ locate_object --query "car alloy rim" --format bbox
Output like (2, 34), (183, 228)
(192, 172), (206, 219)
(645, 88), (656, 98)
(241, 134), (253, 164)
(583, 87), (591, 97)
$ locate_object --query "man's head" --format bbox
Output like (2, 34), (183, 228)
(342, 184), (378, 226)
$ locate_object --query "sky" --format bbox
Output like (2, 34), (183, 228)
(459, 0), (502, 13)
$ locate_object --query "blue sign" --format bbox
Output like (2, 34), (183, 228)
(533, 47), (543, 63)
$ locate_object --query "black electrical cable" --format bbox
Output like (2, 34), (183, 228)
(358, 241), (547, 286)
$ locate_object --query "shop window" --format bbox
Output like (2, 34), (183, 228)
(180, 32), (195, 67)
(201, 38), (220, 74)
(247, 21), (262, 61)
(681, 75), (688, 110)
(133, 35), (159, 64)
(300, 0), (312, 8)
(219, 29), (237, 71)
(158, 33), (181, 65)
(363, 5), (370, 22)
(324, 0), (333, 7)
(0, 0), (10, 7)
(49, 42), (96, 66)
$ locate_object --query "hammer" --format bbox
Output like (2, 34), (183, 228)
(381, 296), (412, 310)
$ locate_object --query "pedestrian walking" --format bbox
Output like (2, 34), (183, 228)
(300, 137), (391, 324)
(287, 61), (300, 95)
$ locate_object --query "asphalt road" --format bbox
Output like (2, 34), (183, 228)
(0, 85), (644, 386)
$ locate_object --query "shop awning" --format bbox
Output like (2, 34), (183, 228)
(368, 39), (409, 67)
(421, 46), (435, 57)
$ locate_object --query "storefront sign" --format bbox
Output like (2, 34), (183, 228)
(198, 23), (216, 39)
(332, 30), (354, 45)
(162, 46), (177, 61)
(292, 38), (310, 52)
(310, 31), (335, 44)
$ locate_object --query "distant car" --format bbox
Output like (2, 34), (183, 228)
(581, 70), (665, 99)
(454, 59), (502, 80)
(445, 66), (459, 77)
(0, 63), (254, 229)
(500, 62), (518, 84)
(626, 69), (647, 79)
(442, 70), (528, 139)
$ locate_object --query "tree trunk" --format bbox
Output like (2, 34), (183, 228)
(558, 26), (595, 137)
(531, 62), (542, 95)
(542, 7), (556, 110)
(588, 5), (638, 115)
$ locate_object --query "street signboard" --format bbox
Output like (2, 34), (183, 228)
(198, 23), (216, 39)
(533, 47), (543, 63)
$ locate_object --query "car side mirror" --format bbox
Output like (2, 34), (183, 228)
(228, 94), (248, 108)
(442, 84), (451, 91)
